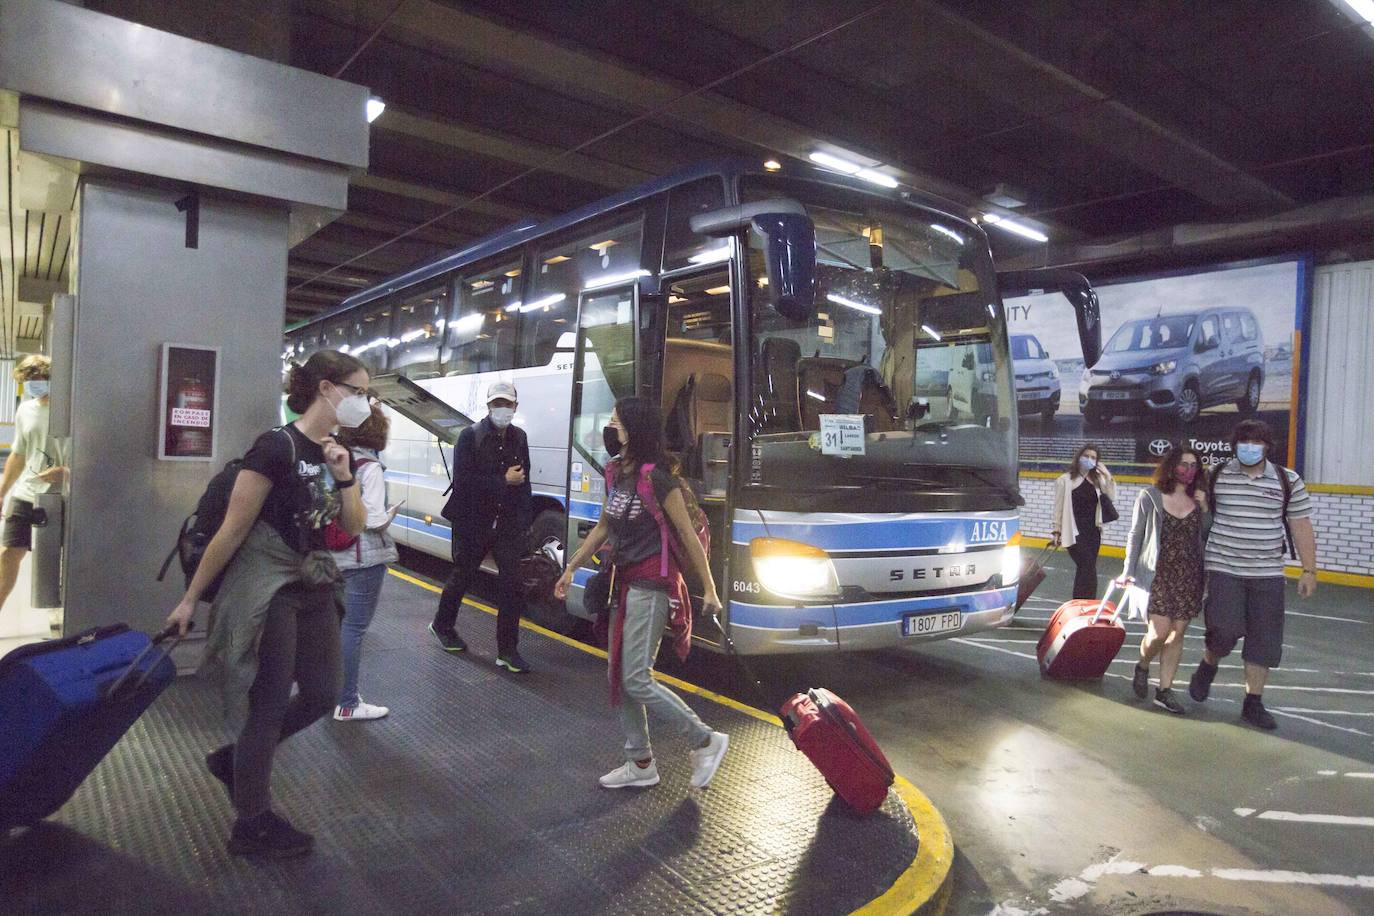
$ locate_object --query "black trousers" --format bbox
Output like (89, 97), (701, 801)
(1066, 528), (1102, 601)
(433, 519), (525, 655)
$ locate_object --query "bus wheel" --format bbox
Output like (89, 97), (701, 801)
(525, 510), (575, 633)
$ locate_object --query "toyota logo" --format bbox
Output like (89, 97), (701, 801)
(1110, 371), (1122, 381)
(1149, 439), (1172, 457)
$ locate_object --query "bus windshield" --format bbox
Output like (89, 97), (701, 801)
(741, 175), (1016, 502)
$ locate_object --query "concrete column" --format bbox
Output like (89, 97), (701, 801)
(64, 181), (286, 635)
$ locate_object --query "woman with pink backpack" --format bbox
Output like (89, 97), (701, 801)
(554, 396), (729, 791)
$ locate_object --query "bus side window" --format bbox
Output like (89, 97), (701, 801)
(349, 302), (394, 374)
(390, 283), (448, 379)
(662, 177), (728, 273)
(446, 262), (520, 376)
(525, 217), (644, 369)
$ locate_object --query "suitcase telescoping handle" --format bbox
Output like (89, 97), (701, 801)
(710, 613), (783, 716)
(1090, 580), (1125, 624)
(104, 623), (193, 702)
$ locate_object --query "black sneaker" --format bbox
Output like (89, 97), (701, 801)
(428, 623), (467, 653)
(206, 745), (234, 802)
(1153, 688), (1185, 715)
(1132, 664), (1149, 700)
(496, 652), (531, 674)
(1242, 696), (1277, 731)
(1189, 660), (1218, 703)
(227, 810), (313, 858)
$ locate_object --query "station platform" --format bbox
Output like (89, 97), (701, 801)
(0, 570), (952, 915)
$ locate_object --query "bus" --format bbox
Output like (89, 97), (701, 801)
(284, 159), (1101, 655)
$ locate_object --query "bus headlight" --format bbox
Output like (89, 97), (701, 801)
(1001, 533), (1022, 586)
(750, 538), (840, 601)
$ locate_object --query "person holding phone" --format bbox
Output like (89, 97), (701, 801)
(331, 403), (402, 721)
(429, 382), (534, 673)
(1051, 443), (1118, 599)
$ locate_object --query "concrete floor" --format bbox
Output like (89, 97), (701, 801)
(441, 549), (1370, 915)
(675, 562), (1374, 916)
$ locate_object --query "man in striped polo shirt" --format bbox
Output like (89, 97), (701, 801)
(1189, 420), (1318, 730)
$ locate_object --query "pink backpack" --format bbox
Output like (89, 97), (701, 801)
(604, 461), (709, 578)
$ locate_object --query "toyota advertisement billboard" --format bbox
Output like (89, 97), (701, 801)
(1003, 257), (1311, 475)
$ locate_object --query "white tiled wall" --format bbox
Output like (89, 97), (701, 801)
(1017, 475), (1374, 577)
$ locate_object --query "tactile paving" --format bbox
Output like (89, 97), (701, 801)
(0, 572), (920, 914)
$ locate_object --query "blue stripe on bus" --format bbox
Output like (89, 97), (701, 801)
(392, 514), (452, 540)
(728, 585), (1016, 630)
(731, 516), (1018, 552)
(570, 498), (601, 522)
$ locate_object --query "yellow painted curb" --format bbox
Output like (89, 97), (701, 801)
(387, 567), (953, 914)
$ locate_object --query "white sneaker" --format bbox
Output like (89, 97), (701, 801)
(598, 760), (660, 789)
(333, 700), (389, 721)
(689, 732), (729, 788)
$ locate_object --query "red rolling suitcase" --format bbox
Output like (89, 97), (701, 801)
(781, 688), (895, 815)
(1036, 583), (1126, 679)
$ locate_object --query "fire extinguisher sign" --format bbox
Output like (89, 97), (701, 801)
(158, 343), (220, 461)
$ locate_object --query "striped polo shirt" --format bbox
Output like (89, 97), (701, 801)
(1204, 459), (1313, 578)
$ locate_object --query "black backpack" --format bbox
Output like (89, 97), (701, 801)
(157, 428), (294, 600)
(1207, 459), (1296, 559)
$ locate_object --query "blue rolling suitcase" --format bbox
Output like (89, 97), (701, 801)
(0, 623), (186, 830)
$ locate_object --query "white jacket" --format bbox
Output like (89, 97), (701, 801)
(333, 449), (399, 571)
(1051, 467), (1117, 548)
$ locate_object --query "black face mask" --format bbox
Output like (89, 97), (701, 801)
(602, 425), (623, 458)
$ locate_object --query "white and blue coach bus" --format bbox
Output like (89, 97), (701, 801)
(284, 159), (1102, 655)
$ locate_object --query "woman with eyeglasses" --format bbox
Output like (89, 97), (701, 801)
(166, 350), (367, 859)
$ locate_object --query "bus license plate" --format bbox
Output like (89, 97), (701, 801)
(903, 610), (962, 638)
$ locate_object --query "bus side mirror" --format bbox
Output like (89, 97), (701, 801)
(692, 199), (817, 322)
(997, 269), (1101, 367)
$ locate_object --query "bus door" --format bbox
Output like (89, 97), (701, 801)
(563, 284), (638, 617)
(658, 268), (733, 641)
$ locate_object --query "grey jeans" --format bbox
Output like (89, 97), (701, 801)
(234, 583), (342, 817)
(618, 585), (712, 762)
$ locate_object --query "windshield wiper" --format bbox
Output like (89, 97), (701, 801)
(844, 473), (946, 489)
(912, 464), (1021, 505)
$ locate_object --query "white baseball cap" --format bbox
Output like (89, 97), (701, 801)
(486, 382), (518, 404)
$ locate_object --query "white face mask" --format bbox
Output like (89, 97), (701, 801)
(331, 388), (371, 429)
(488, 406), (515, 429)
(25, 380), (49, 399)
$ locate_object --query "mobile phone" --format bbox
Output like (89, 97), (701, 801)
(391, 499), (407, 510)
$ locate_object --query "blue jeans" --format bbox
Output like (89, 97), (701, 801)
(338, 564), (388, 708)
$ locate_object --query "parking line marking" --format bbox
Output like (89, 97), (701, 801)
(1278, 708), (1374, 717)
(1346, 772), (1374, 779)
(1209, 868), (1374, 888)
(1242, 810), (1374, 828)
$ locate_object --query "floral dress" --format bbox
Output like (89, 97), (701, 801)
(1146, 506), (1204, 621)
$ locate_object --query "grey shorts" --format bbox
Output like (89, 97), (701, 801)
(1203, 571), (1285, 669)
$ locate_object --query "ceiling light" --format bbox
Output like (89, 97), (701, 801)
(809, 151), (862, 174)
(688, 247), (731, 265)
(519, 293), (567, 313)
(856, 169), (899, 189)
(826, 293), (881, 316)
(588, 239), (618, 253)
(543, 255), (570, 265)
(366, 97), (386, 123)
(806, 389), (826, 402)
(504, 302), (521, 313)
(981, 213), (1049, 243)
(921, 324), (942, 341)
(504, 269), (522, 278)
(452, 313), (485, 333)
(981, 182), (1028, 209)
(584, 269), (650, 290)
(1338, 0), (1374, 25)
(400, 328), (426, 343)
(704, 285), (731, 296)
(763, 159), (782, 171)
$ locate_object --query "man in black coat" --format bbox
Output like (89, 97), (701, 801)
(429, 382), (533, 672)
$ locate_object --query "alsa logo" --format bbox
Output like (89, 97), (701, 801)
(968, 520), (1009, 544)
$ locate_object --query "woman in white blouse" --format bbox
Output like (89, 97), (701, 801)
(1051, 444), (1118, 600)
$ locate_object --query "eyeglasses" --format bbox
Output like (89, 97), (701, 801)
(334, 381), (370, 398)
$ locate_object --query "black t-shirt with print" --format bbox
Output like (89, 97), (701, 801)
(604, 464), (676, 570)
(241, 424), (349, 552)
